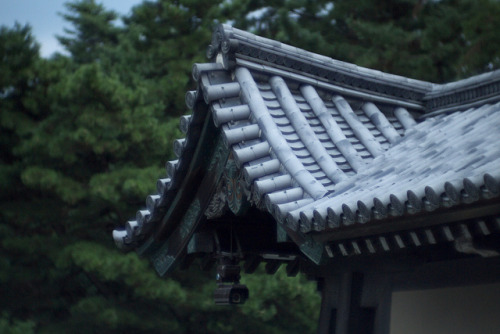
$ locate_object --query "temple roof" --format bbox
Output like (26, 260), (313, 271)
(113, 25), (500, 274)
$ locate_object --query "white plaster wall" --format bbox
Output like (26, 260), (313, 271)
(390, 283), (500, 334)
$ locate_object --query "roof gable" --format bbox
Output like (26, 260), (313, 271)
(114, 25), (500, 274)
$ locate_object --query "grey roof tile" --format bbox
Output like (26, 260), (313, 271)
(211, 104), (250, 126)
(236, 67), (328, 200)
(115, 25), (500, 263)
(243, 158), (281, 183)
(285, 104), (500, 229)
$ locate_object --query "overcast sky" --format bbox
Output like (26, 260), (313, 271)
(1, 0), (143, 57)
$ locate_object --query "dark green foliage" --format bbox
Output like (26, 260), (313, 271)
(0, 23), (40, 167)
(223, 0), (500, 82)
(1, 0), (499, 332)
(1, 1), (319, 333)
(119, 0), (226, 115)
(58, 0), (120, 64)
(457, 0), (500, 75)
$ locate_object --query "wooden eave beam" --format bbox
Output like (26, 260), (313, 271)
(313, 199), (500, 244)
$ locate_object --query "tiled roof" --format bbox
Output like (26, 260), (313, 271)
(201, 66), (500, 233)
(113, 25), (500, 269)
(285, 105), (500, 232)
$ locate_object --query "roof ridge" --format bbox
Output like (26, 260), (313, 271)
(211, 24), (500, 115)
(217, 24), (433, 90)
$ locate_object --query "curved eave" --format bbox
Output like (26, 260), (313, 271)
(116, 103), (229, 275)
(114, 25), (500, 273)
(112, 60), (251, 275)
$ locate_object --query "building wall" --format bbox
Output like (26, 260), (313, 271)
(390, 283), (500, 334)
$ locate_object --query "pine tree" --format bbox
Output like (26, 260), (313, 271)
(3, 0), (499, 332)
(118, 0), (226, 116)
(0, 13), (186, 334)
(456, 0), (500, 76)
(1, 3), (319, 333)
(222, 0), (500, 82)
(58, 0), (120, 64)
(0, 23), (41, 334)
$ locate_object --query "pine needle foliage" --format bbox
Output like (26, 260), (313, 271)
(1, 0), (499, 332)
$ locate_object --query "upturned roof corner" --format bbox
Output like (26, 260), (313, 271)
(113, 25), (500, 279)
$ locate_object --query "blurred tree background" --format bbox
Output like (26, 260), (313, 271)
(1, 0), (499, 333)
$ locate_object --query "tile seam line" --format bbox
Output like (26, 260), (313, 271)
(235, 58), (425, 111)
(235, 66), (328, 201)
(269, 76), (346, 184)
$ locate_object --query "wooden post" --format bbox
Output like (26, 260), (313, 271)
(317, 272), (393, 334)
